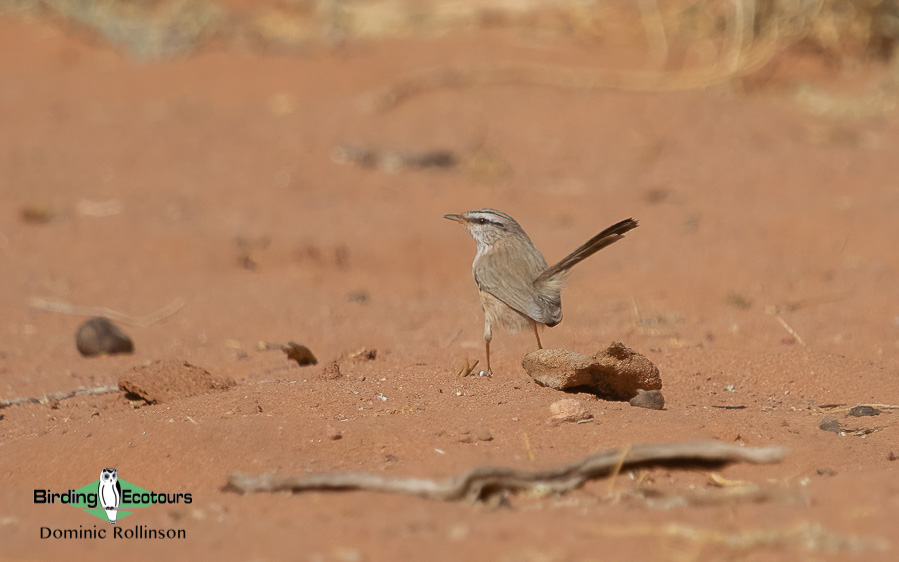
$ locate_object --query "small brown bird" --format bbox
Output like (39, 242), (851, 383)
(445, 209), (637, 373)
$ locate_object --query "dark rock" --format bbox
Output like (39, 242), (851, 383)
(629, 389), (666, 410)
(848, 405), (881, 417)
(283, 342), (318, 366)
(76, 317), (134, 357)
(818, 416), (842, 433)
(522, 342), (661, 400)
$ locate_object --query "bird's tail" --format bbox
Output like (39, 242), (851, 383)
(535, 218), (638, 284)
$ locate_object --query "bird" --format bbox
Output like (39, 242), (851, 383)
(445, 209), (637, 373)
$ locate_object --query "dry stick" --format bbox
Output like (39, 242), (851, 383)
(773, 315), (807, 347)
(606, 443), (633, 494)
(227, 441), (786, 503)
(362, 0), (779, 112)
(29, 297), (185, 328)
(0, 384), (119, 409)
(522, 432), (535, 462)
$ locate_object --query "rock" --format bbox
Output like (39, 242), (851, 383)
(477, 430), (494, 442)
(848, 405), (881, 417)
(458, 430), (494, 443)
(118, 360), (235, 404)
(818, 416), (842, 433)
(629, 389), (665, 410)
(346, 347), (377, 361)
(21, 204), (58, 224)
(320, 360), (341, 379)
(523, 342), (661, 400)
(76, 317), (134, 357)
(283, 342), (318, 366)
(549, 399), (593, 423)
(458, 432), (475, 444)
(326, 427), (343, 441)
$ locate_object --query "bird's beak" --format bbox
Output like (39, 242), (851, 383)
(443, 213), (465, 224)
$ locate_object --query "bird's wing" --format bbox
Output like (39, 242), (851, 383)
(474, 248), (562, 326)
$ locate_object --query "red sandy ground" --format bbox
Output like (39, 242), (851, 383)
(1, 16), (898, 561)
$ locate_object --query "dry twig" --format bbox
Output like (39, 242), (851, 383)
(0, 384), (119, 409)
(227, 440), (786, 503)
(29, 297), (185, 327)
(773, 314), (807, 347)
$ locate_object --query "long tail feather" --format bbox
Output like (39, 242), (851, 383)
(535, 218), (638, 283)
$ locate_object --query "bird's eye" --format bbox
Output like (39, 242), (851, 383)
(477, 218), (488, 225)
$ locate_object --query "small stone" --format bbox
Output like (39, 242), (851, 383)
(347, 291), (369, 303)
(476, 430), (494, 442)
(320, 360), (341, 379)
(347, 347), (377, 361)
(283, 342), (318, 366)
(21, 204), (58, 224)
(326, 427), (342, 440)
(458, 430), (493, 443)
(816, 467), (837, 476)
(549, 399), (593, 423)
(76, 317), (134, 357)
(848, 405), (881, 417)
(629, 389), (665, 410)
(819, 416), (842, 434)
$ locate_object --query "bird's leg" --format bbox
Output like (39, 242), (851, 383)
(484, 317), (493, 374)
(533, 322), (543, 349)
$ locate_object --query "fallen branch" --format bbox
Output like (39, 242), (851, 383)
(227, 440), (786, 503)
(29, 297), (185, 328)
(0, 384), (120, 409)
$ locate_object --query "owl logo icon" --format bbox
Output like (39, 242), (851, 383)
(98, 468), (122, 525)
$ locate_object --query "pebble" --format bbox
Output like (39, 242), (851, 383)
(76, 317), (134, 357)
(549, 399), (593, 423)
(818, 416), (842, 434)
(848, 405), (881, 417)
(629, 389), (666, 410)
(283, 342), (318, 366)
(320, 360), (341, 379)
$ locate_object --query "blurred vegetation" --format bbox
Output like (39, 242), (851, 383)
(1, 0), (898, 64)
(3, 0), (899, 118)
